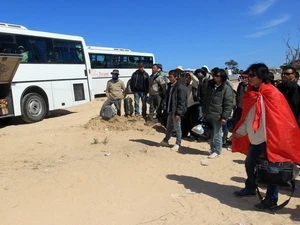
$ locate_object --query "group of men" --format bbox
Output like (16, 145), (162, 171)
(100, 62), (300, 211)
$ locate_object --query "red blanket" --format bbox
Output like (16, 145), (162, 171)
(232, 83), (300, 164)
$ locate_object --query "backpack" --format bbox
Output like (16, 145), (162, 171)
(124, 97), (134, 116)
(101, 104), (117, 120)
(125, 79), (132, 95)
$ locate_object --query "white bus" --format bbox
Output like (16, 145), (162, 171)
(0, 22), (94, 123)
(87, 46), (155, 95)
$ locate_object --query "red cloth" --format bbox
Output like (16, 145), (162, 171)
(232, 83), (300, 164)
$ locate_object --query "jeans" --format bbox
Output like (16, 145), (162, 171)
(163, 113), (182, 146)
(133, 91), (147, 116)
(222, 123), (229, 143)
(149, 94), (163, 120)
(245, 142), (279, 201)
(101, 98), (122, 116)
(207, 118), (222, 154)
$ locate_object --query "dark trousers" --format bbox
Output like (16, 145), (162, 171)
(101, 98), (122, 116)
(182, 104), (199, 138)
(245, 142), (278, 201)
(149, 94), (163, 120)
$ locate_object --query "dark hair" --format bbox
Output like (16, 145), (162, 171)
(157, 63), (163, 70)
(194, 68), (202, 75)
(200, 67), (208, 74)
(268, 72), (274, 81)
(247, 63), (270, 83)
(211, 67), (219, 76)
(283, 66), (297, 74)
(215, 69), (228, 82)
(168, 69), (178, 78)
(152, 63), (158, 68)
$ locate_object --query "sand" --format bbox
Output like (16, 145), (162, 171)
(0, 93), (299, 225)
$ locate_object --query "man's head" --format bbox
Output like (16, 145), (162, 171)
(157, 63), (163, 71)
(241, 72), (249, 85)
(176, 65), (184, 72)
(138, 62), (144, 72)
(282, 66), (297, 83)
(152, 64), (159, 74)
(17, 46), (25, 53)
(200, 66), (208, 76)
(111, 69), (120, 81)
(212, 68), (227, 85)
(168, 69), (179, 84)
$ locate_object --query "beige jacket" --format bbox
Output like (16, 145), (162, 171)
(106, 79), (125, 100)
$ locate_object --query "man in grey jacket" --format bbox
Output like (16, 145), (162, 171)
(202, 68), (234, 158)
(148, 64), (167, 122)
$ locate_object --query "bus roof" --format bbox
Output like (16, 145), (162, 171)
(87, 46), (154, 57)
(0, 22), (85, 41)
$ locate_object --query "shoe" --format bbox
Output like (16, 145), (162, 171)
(227, 145), (232, 151)
(160, 140), (169, 147)
(234, 188), (256, 198)
(135, 113), (140, 117)
(171, 144), (180, 151)
(254, 198), (278, 211)
(208, 152), (220, 159)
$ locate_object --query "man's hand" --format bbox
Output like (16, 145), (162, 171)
(220, 119), (227, 125)
(175, 115), (180, 120)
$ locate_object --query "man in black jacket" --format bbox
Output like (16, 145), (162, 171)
(160, 70), (187, 151)
(130, 62), (149, 117)
(277, 66), (300, 122)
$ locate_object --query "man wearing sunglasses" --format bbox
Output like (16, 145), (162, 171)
(277, 66), (300, 122)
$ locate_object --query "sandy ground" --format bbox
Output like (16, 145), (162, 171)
(0, 91), (300, 225)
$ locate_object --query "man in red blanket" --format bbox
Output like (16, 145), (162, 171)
(230, 63), (300, 211)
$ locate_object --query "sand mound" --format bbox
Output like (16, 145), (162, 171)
(84, 115), (150, 131)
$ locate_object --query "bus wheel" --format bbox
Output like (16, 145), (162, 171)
(21, 93), (47, 123)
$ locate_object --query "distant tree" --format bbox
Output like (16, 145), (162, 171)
(283, 26), (300, 70)
(225, 59), (238, 70)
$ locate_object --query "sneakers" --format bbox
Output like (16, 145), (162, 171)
(171, 144), (180, 151)
(233, 188), (256, 198)
(159, 140), (169, 147)
(208, 152), (220, 159)
(254, 198), (278, 211)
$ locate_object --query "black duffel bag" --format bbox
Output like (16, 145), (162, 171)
(255, 159), (299, 211)
(255, 159), (298, 187)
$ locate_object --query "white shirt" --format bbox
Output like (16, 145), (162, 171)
(236, 95), (266, 145)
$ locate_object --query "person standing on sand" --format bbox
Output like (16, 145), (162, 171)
(231, 63), (300, 211)
(202, 68), (234, 159)
(160, 69), (187, 151)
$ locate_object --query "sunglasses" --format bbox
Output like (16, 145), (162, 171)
(248, 73), (257, 78)
(282, 72), (294, 76)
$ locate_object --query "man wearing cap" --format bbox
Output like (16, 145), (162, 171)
(101, 69), (125, 116)
(17, 46), (29, 62)
(148, 64), (167, 122)
(130, 62), (149, 117)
